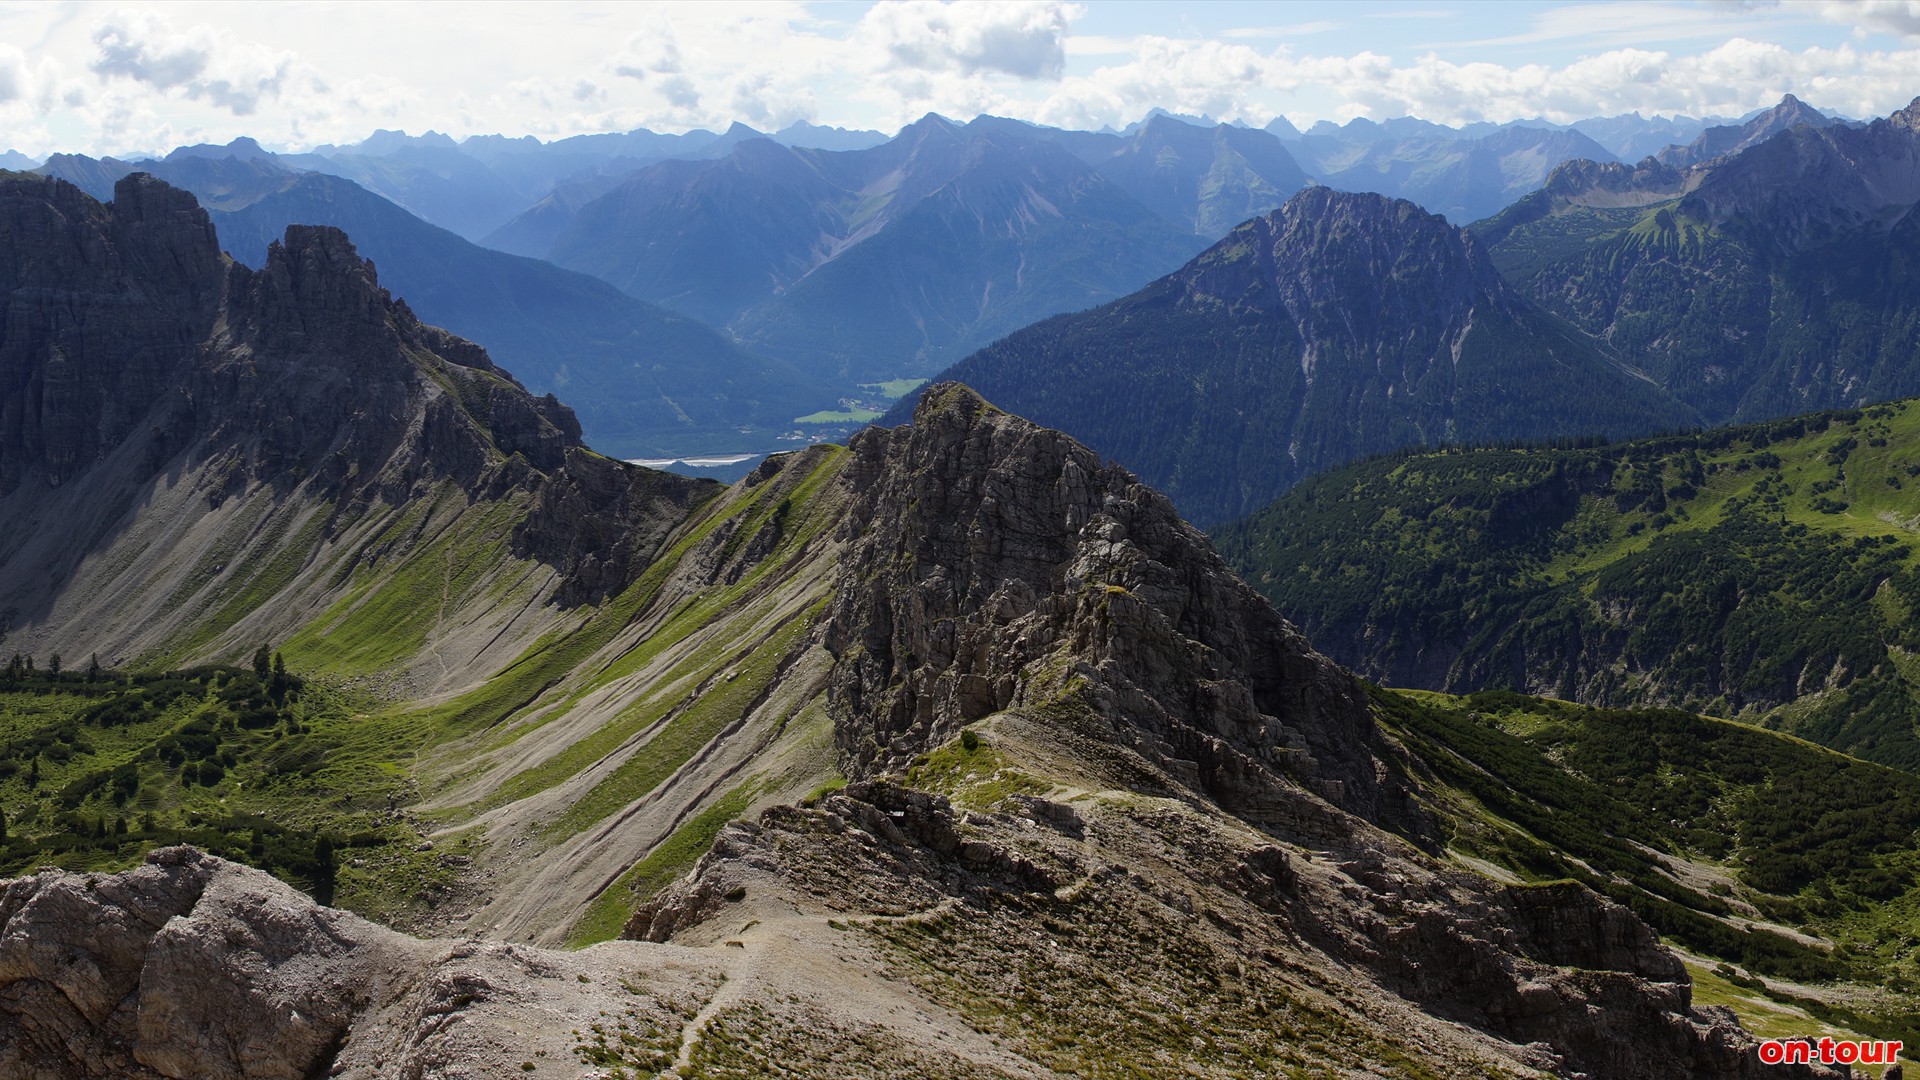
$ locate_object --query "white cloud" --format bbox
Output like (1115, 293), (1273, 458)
(4, 0), (1918, 160)
(1819, 0), (1920, 36)
(855, 1), (1080, 80)
(1033, 37), (1277, 128)
(89, 9), (296, 116)
(1288, 38), (1920, 124)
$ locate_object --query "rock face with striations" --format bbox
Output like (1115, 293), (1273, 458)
(0, 848), (739, 1079)
(0, 174), (716, 662)
(633, 384), (1835, 1079)
(828, 382), (1394, 824)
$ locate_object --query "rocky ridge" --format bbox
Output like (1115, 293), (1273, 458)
(0, 185), (1877, 1075)
(1479, 96), (1920, 424)
(624, 385), (1831, 1079)
(0, 173), (714, 666)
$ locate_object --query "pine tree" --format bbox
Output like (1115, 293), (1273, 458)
(312, 834), (338, 905)
(252, 644), (271, 679)
(87, 653), (101, 681)
(26, 756), (38, 791)
(47, 653), (60, 677)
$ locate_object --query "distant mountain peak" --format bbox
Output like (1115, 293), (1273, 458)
(1656, 93), (1835, 167)
(1891, 94), (1920, 130)
(902, 112), (960, 135)
(165, 136), (274, 162)
(907, 180), (1695, 525)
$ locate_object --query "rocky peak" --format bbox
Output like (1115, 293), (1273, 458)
(1889, 94), (1920, 132)
(106, 174), (226, 309)
(828, 382), (1396, 824)
(1671, 97), (1920, 247)
(0, 173), (716, 607)
(1187, 187), (1512, 329)
(0, 174), (227, 490)
(1657, 94), (1836, 168)
(1540, 155), (1691, 204)
(230, 224), (400, 361)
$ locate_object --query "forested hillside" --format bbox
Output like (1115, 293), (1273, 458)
(1219, 400), (1920, 770)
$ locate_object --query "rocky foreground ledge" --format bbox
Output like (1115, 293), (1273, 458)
(0, 847), (726, 1079)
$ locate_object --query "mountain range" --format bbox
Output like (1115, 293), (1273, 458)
(1283, 119), (1624, 224)
(889, 185), (1698, 526)
(31, 152), (837, 459)
(12, 103), (1787, 468)
(1477, 96), (1920, 426)
(885, 93), (1913, 525)
(500, 115), (1217, 383)
(0, 171), (1908, 1074)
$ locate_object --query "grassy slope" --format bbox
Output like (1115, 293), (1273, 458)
(1380, 687), (1919, 1045)
(1219, 399), (1920, 768)
(0, 448), (850, 937)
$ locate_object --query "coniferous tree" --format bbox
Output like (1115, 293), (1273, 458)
(0, 807), (7, 845)
(87, 654), (100, 681)
(252, 644), (272, 680)
(47, 653), (59, 677)
(311, 834), (337, 905)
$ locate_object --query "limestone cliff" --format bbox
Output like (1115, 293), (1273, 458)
(627, 384), (1835, 1080)
(0, 174), (715, 667)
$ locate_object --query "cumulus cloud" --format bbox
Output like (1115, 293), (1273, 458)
(89, 9), (295, 116)
(1821, 0), (1920, 36)
(596, 7), (825, 132)
(1033, 37), (1275, 128)
(856, 1), (1079, 80)
(1284, 38), (1920, 124)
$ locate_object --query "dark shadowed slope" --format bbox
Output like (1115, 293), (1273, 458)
(35, 154), (837, 457)
(1479, 95), (1920, 427)
(892, 188), (1696, 526)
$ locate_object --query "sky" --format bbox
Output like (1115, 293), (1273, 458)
(2, 0), (1919, 157)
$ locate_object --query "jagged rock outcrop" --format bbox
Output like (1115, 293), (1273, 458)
(0, 848), (734, 1080)
(0, 846), (406, 1078)
(829, 382), (1396, 824)
(635, 384), (1838, 1079)
(0, 174), (716, 661)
